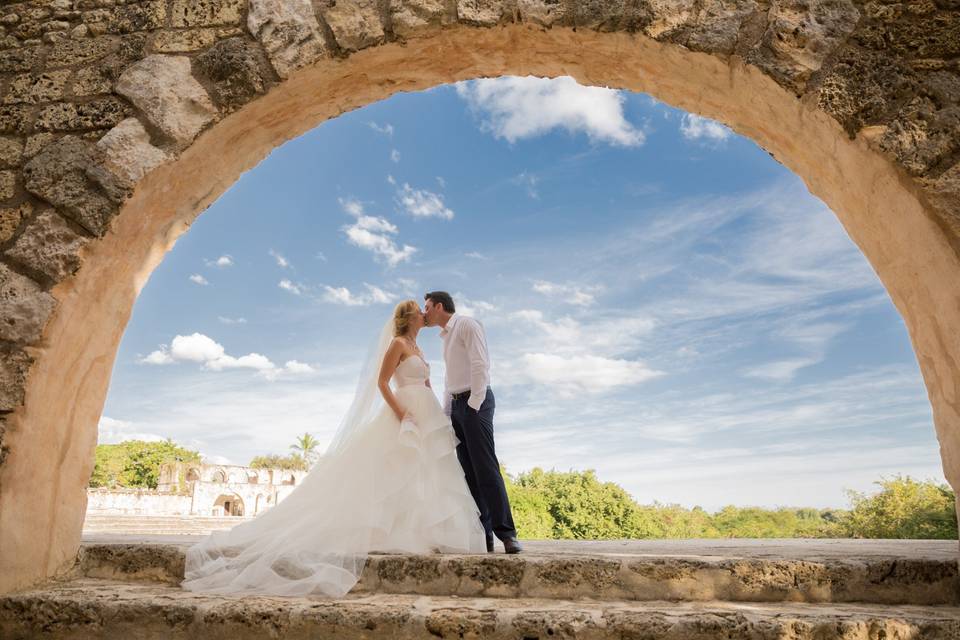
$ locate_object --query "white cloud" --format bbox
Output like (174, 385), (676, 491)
(455, 294), (498, 317)
(517, 353), (663, 392)
(315, 252), (328, 262)
(339, 197), (417, 266)
(532, 280), (596, 306)
(217, 316), (247, 325)
(97, 416), (167, 444)
(455, 76), (644, 147)
(465, 251), (488, 260)
(189, 274), (209, 286)
(138, 332), (315, 382)
(395, 183), (454, 220)
(139, 348), (175, 365)
(386, 174), (396, 185)
(269, 249), (291, 269)
(205, 255), (234, 268)
(368, 121), (394, 136)
(742, 358), (821, 382)
(680, 113), (731, 143)
(279, 279), (304, 296)
(390, 149), (401, 163)
(436, 176), (446, 188)
(322, 283), (396, 306)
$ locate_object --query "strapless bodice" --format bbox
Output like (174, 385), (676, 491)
(393, 354), (430, 387)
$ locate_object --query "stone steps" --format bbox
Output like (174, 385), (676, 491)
(82, 514), (253, 535)
(73, 541), (960, 605)
(2, 578), (958, 640)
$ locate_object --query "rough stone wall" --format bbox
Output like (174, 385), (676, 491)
(0, 0), (957, 584)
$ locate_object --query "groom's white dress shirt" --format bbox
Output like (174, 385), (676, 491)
(440, 313), (491, 414)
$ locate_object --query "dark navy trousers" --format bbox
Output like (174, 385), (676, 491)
(450, 387), (517, 540)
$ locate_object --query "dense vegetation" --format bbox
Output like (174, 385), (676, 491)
(504, 468), (956, 540)
(89, 439), (200, 489)
(89, 439), (956, 539)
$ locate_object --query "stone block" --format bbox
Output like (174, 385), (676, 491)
(0, 105), (31, 135)
(0, 201), (30, 244)
(171, 0), (244, 28)
(321, 0), (385, 52)
(0, 262), (56, 344)
(153, 28), (219, 52)
(0, 171), (14, 200)
(457, 0), (504, 27)
(2, 70), (71, 105)
(23, 134), (56, 159)
(103, 0), (164, 34)
(70, 66), (115, 97)
(115, 55), (217, 147)
(22, 135), (118, 236)
(193, 37), (271, 112)
(571, 0), (652, 33)
(46, 36), (117, 67)
(7, 208), (90, 282)
(35, 97), (130, 131)
(0, 348), (33, 411)
(247, 0), (327, 79)
(89, 117), (170, 191)
(515, 0), (567, 28)
(745, 0), (861, 94)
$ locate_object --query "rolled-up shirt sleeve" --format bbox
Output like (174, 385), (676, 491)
(463, 318), (490, 411)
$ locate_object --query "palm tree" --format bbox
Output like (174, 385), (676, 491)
(290, 432), (321, 465)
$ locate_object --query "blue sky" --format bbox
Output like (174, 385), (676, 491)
(99, 76), (946, 511)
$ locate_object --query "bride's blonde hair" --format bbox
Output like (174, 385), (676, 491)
(392, 299), (420, 337)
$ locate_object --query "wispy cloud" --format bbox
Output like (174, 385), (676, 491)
(204, 255), (234, 268)
(322, 283), (395, 306)
(368, 121), (394, 136)
(189, 274), (209, 286)
(269, 249), (291, 269)
(680, 113), (731, 144)
(339, 197), (417, 266)
(395, 183), (454, 220)
(455, 76), (644, 147)
(512, 171), (539, 199)
(532, 280), (596, 306)
(278, 279), (305, 296)
(390, 149), (400, 163)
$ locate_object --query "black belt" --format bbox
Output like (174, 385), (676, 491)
(452, 387), (489, 401)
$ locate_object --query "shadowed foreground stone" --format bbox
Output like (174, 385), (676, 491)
(72, 540), (960, 606)
(1, 579), (958, 640)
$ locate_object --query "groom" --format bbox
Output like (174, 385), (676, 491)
(423, 291), (522, 554)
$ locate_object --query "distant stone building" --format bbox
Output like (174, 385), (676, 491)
(86, 462), (310, 517)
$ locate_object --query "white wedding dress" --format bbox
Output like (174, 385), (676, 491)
(181, 329), (487, 598)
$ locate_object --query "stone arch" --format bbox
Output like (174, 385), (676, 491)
(185, 467), (201, 482)
(0, 0), (958, 594)
(213, 493), (244, 517)
(247, 471), (259, 484)
(211, 469), (227, 484)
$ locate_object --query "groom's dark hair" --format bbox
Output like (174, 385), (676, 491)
(424, 291), (455, 313)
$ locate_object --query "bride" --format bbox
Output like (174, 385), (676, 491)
(180, 300), (487, 597)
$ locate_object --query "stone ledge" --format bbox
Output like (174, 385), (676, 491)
(2, 578), (959, 640)
(72, 540), (960, 605)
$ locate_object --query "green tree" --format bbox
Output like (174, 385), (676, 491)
(249, 453), (309, 471)
(290, 432), (321, 464)
(842, 475), (957, 539)
(89, 439), (200, 489)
